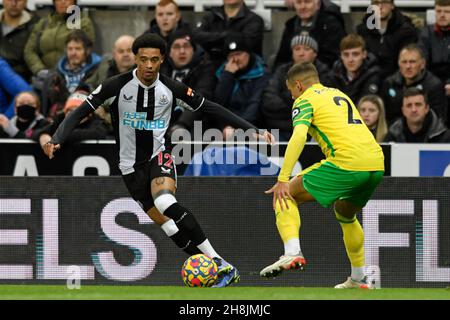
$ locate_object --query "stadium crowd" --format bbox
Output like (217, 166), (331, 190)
(0, 0), (450, 145)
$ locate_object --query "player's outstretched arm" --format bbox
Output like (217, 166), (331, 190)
(200, 99), (275, 144)
(42, 102), (94, 159)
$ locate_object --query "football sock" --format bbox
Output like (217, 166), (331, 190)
(197, 239), (221, 259)
(335, 209), (365, 271)
(161, 219), (201, 255)
(164, 203), (207, 246)
(351, 266), (365, 282)
(275, 199), (302, 256)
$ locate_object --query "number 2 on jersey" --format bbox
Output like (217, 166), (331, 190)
(333, 96), (362, 124)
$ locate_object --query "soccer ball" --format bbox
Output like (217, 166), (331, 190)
(181, 254), (218, 287)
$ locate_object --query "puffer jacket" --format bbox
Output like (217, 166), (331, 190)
(24, 11), (95, 75)
(0, 57), (32, 119)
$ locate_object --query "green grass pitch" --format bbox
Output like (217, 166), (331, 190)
(0, 285), (449, 300)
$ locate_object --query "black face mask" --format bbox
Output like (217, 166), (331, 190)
(16, 104), (36, 121)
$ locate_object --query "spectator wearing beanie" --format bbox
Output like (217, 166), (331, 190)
(33, 90), (109, 147)
(261, 33), (329, 141)
(160, 29), (217, 134)
(214, 33), (270, 133)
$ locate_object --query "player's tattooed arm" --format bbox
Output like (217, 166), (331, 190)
(155, 177), (165, 185)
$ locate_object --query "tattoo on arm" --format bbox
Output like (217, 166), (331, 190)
(155, 177), (165, 185)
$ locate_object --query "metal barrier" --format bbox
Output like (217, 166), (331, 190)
(0, 0), (437, 13)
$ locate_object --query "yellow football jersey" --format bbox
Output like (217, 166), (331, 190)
(292, 83), (384, 171)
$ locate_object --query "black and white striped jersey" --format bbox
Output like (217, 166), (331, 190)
(85, 69), (204, 174)
(51, 69), (258, 175)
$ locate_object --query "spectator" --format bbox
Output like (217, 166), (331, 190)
(33, 90), (109, 147)
(327, 34), (381, 104)
(87, 35), (136, 88)
(160, 30), (217, 134)
(381, 43), (447, 125)
(42, 30), (102, 119)
(0, 0), (39, 81)
(0, 91), (49, 138)
(384, 87), (450, 142)
(214, 33), (270, 133)
(357, 0), (418, 78)
(143, 0), (191, 43)
(357, 94), (388, 142)
(24, 0), (95, 78)
(261, 34), (328, 141)
(194, 0), (264, 65)
(86, 35), (135, 133)
(418, 0), (450, 124)
(0, 57), (32, 119)
(273, 0), (346, 70)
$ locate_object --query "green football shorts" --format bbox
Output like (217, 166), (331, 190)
(299, 161), (384, 208)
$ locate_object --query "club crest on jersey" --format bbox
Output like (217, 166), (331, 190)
(159, 94), (169, 105)
(187, 87), (194, 97)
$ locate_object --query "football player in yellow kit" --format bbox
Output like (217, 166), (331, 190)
(260, 62), (384, 289)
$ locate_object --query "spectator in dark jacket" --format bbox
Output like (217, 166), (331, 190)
(327, 34), (381, 104)
(273, 0), (346, 70)
(0, 0), (39, 81)
(357, 1), (417, 78)
(214, 33), (270, 133)
(143, 0), (191, 43)
(381, 43), (447, 125)
(418, 0), (450, 125)
(0, 57), (32, 119)
(0, 91), (49, 138)
(384, 87), (450, 142)
(33, 90), (109, 147)
(194, 0), (264, 65)
(42, 30), (102, 119)
(261, 34), (328, 141)
(419, 0), (450, 84)
(160, 30), (217, 135)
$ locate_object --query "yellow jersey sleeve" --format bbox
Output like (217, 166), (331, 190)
(292, 98), (313, 128)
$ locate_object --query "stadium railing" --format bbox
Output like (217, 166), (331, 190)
(0, 0), (437, 13)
